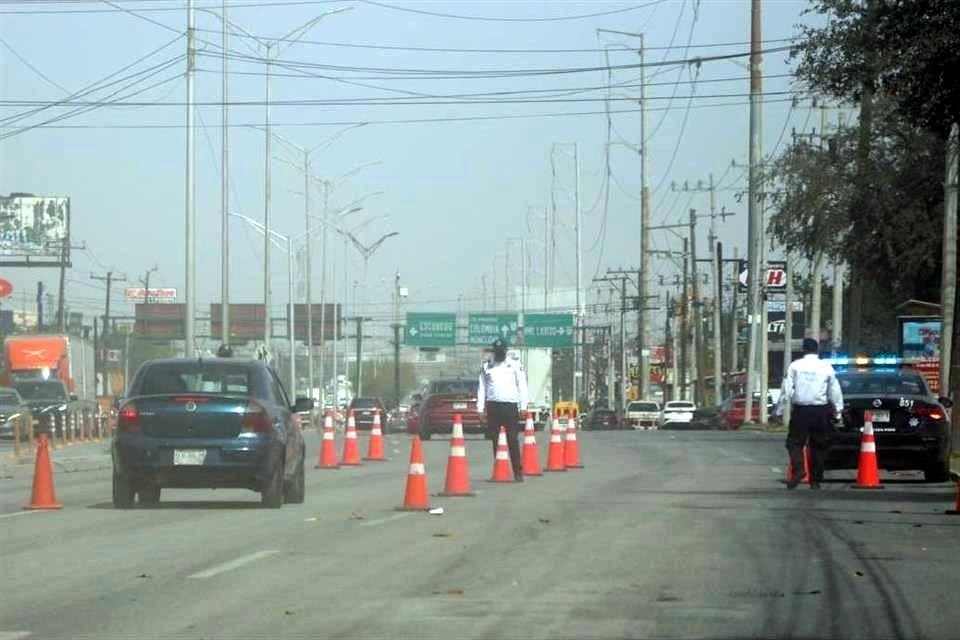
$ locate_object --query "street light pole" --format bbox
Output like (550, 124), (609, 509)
(220, 0), (229, 346)
(288, 235), (295, 394)
(184, 0), (196, 358)
(262, 42), (273, 354)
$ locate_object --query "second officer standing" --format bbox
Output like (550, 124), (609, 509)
(476, 338), (528, 482)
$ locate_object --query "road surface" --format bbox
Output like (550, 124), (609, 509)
(2, 429), (958, 640)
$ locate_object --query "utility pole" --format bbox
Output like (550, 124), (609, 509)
(57, 239), (67, 332)
(262, 42), (274, 354)
(942, 123), (958, 425)
(220, 0), (229, 347)
(730, 247), (739, 377)
(689, 209), (705, 405)
(744, 0), (764, 424)
(574, 143), (583, 406)
(91, 272), (126, 395)
(594, 271), (633, 420)
(36, 281), (44, 331)
(140, 266), (159, 308)
(713, 239), (724, 404)
(681, 237), (690, 401)
(832, 263), (844, 353)
(664, 291), (672, 402)
(352, 316), (367, 395)
(783, 257), (793, 426)
(393, 270), (401, 412)
(638, 33), (651, 403)
(184, 0), (196, 358)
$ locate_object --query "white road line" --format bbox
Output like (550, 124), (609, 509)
(0, 511), (40, 521)
(359, 512), (413, 527)
(0, 632), (32, 639)
(770, 466), (782, 474)
(187, 550), (280, 579)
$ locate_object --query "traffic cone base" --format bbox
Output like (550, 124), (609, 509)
(489, 426), (514, 482)
(438, 416), (476, 496)
(341, 410), (363, 466)
(398, 437), (431, 510)
(365, 410), (387, 461)
(545, 415), (567, 473)
(564, 416), (584, 469)
(23, 434), (63, 511)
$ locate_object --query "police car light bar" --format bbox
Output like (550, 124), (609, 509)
(822, 354), (901, 367)
(824, 355), (850, 366)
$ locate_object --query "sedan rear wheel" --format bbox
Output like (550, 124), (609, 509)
(138, 485), (161, 506)
(924, 461), (950, 483)
(283, 451), (306, 504)
(112, 471), (135, 509)
(261, 462), (284, 509)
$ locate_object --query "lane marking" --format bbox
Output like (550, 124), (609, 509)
(0, 511), (40, 521)
(188, 550), (280, 579)
(0, 632), (32, 639)
(359, 512), (413, 527)
(770, 466), (782, 474)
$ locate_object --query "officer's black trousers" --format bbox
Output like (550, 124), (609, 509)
(485, 401), (522, 476)
(786, 404), (831, 482)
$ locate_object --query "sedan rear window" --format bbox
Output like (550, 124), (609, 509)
(351, 398), (381, 408)
(838, 373), (926, 396)
(139, 364), (255, 396)
(628, 402), (659, 412)
(430, 380), (475, 394)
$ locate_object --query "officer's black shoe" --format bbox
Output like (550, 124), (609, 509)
(786, 477), (801, 490)
(810, 482), (822, 490)
(514, 472), (524, 483)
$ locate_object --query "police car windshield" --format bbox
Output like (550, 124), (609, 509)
(837, 371), (927, 396)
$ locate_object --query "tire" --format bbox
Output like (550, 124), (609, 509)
(924, 461), (950, 483)
(112, 471), (135, 509)
(138, 485), (161, 505)
(283, 451), (306, 504)
(420, 427), (432, 441)
(261, 462), (284, 509)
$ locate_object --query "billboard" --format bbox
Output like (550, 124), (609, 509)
(210, 304), (267, 341)
(135, 303), (186, 339)
(291, 304), (341, 343)
(125, 287), (178, 304)
(898, 315), (942, 394)
(0, 195), (71, 266)
(738, 260), (788, 293)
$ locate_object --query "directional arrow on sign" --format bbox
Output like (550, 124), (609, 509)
(409, 327), (419, 336)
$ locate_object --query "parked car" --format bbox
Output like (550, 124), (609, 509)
(112, 358), (311, 508)
(581, 408), (620, 431)
(348, 397), (387, 431)
(660, 401), (697, 429)
(0, 387), (33, 440)
(720, 395), (762, 430)
(625, 401), (661, 430)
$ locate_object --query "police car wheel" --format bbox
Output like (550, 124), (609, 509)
(924, 461), (950, 483)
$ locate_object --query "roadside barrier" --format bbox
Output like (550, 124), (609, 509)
(340, 410), (362, 466)
(852, 410), (883, 489)
(23, 434), (62, 511)
(438, 415), (474, 497)
(316, 412), (339, 469)
(564, 413), (584, 469)
(397, 436), (431, 511)
(365, 410), (387, 461)
(521, 411), (542, 477)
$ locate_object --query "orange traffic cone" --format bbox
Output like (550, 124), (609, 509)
(785, 445), (812, 485)
(23, 433), (62, 511)
(397, 436), (431, 510)
(545, 413), (567, 472)
(365, 410), (387, 461)
(947, 474), (960, 515)
(489, 426), (514, 482)
(521, 411), (542, 477)
(340, 410), (362, 466)
(853, 410), (883, 489)
(564, 412), (584, 469)
(438, 415), (475, 497)
(316, 411), (339, 469)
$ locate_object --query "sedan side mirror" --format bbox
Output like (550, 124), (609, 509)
(292, 397), (315, 413)
(938, 396), (953, 409)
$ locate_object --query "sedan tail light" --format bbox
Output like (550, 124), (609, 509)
(118, 403), (140, 433)
(913, 405), (945, 421)
(241, 401), (272, 433)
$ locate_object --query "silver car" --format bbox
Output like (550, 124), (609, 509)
(0, 387), (34, 441)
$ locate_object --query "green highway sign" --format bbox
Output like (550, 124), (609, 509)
(524, 313), (574, 347)
(404, 312), (456, 347)
(468, 313), (519, 346)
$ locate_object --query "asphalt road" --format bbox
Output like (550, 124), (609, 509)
(1, 429), (958, 640)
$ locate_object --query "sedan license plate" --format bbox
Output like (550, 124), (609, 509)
(452, 402), (467, 410)
(870, 410), (890, 423)
(173, 449), (207, 466)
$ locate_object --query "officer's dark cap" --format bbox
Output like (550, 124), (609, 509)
(491, 338), (508, 350)
(802, 338), (819, 354)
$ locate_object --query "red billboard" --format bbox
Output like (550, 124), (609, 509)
(210, 304), (267, 341)
(135, 303), (186, 338)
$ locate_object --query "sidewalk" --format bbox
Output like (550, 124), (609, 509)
(1, 438), (112, 478)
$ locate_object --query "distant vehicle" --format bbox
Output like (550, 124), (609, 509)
(720, 395), (763, 430)
(825, 358), (953, 482)
(418, 378), (483, 440)
(348, 397), (387, 431)
(660, 401), (696, 429)
(0, 387), (32, 441)
(112, 358), (311, 508)
(553, 400), (580, 419)
(625, 401), (660, 430)
(3, 334), (96, 404)
(14, 379), (78, 437)
(405, 401), (422, 436)
(581, 408), (620, 431)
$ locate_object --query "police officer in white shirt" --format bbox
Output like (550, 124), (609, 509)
(477, 338), (528, 482)
(781, 338), (844, 489)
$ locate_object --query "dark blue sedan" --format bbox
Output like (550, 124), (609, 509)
(112, 358), (312, 508)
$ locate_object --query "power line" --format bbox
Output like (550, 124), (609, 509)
(0, 0), (346, 15)
(0, 36), (71, 93)
(357, 0), (669, 23)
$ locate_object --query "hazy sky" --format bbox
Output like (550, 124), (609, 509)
(0, 0), (820, 349)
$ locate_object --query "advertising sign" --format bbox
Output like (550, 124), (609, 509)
(898, 315), (942, 393)
(135, 303), (185, 339)
(210, 304), (266, 341)
(738, 260), (788, 293)
(405, 312), (457, 347)
(125, 287), (178, 304)
(0, 196), (70, 266)
(291, 304), (342, 343)
(767, 311), (806, 342)
(0, 278), (13, 298)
